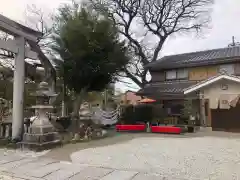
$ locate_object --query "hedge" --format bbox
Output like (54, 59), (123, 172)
(120, 104), (154, 124)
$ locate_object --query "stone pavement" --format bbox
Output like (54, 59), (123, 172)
(2, 132), (240, 179)
(0, 153), (163, 180)
(70, 136), (240, 179)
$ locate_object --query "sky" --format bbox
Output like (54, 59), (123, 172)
(0, 0), (240, 92)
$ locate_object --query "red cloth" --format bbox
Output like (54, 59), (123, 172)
(116, 125), (146, 131)
(151, 126), (181, 134)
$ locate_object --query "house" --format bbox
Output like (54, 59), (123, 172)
(138, 46), (240, 132)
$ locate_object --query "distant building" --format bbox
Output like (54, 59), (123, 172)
(120, 91), (142, 105)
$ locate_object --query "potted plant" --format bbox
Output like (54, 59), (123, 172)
(180, 99), (196, 132)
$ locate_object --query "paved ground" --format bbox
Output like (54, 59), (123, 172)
(1, 131), (240, 179)
(0, 152), (164, 180)
(70, 135), (240, 179)
(43, 130), (240, 161)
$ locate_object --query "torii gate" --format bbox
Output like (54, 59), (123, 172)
(0, 14), (55, 140)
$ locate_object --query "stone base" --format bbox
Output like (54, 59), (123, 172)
(22, 132), (60, 143)
(30, 125), (54, 134)
(200, 126), (212, 132)
(19, 125), (62, 151)
(18, 140), (62, 152)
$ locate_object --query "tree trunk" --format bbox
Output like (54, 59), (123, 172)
(104, 89), (108, 109)
(141, 70), (148, 87)
(72, 89), (86, 139)
(72, 93), (82, 134)
(61, 83), (67, 117)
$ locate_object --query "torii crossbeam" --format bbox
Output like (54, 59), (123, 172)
(0, 14), (54, 141)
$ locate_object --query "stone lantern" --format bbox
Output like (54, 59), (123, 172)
(19, 82), (61, 150)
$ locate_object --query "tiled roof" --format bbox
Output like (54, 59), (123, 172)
(184, 73), (240, 94)
(137, 80), (197, 98)
(146, 46), (240, 70)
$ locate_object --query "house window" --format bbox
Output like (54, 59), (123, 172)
(177, 69), (188, 79)
(166, 69), (188, 80)
(166, 70), (177, 80)
(219, 64), (234, 75)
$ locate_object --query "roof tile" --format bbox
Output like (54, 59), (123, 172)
(147, 46), (240, 70)
(138, 80), (197, 95)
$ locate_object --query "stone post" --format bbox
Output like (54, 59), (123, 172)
(12, 36), (25, 140)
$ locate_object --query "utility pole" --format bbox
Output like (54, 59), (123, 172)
(228, 36), (240, 47)
(232, 36), (236, 46)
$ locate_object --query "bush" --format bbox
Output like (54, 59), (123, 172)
(120, 104), (154, 124)
(120, 105), (134, 124)
(134, 104), (153, 123)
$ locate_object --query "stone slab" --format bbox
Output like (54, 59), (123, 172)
(28, 162), (65, 178)
(0, 155), (24, 165)
(11, 158), (58, 174)
(132, 173), (163, 180)
(0, 174), (25, 180)
(44, 164), (86, 180)
(0, 157), (37, 171)
(69, 167), (114, 180)
(99, 170), (138, 180)
(0, 171), (43, 180)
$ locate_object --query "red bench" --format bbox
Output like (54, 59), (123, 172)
(116, 125), (146, 132)
(151, 126), (182, 134)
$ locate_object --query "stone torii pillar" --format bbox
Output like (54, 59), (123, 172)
(12, 36), (25, 140)
(0, 14), (46, 141)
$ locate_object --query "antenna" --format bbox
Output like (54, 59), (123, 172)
(228, 36), (240, 47)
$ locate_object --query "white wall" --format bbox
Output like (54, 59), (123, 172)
(203, 79), (240, 99)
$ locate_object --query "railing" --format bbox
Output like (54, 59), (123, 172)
(0, 119), (32, 139)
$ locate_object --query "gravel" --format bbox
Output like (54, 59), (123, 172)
(71, 137), (240, 180)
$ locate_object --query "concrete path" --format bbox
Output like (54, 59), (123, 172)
(0, 152), (163, 180)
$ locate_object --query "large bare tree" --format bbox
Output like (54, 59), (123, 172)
(90, 0), (213, 88)
(22, 5), (58, 100)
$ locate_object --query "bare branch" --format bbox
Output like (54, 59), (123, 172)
(124, 68), (143, 88)
(80, 0), (213, 88)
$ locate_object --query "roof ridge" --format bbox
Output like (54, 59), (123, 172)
(161, 45), (240, 59)
(146, 45), (240, 69)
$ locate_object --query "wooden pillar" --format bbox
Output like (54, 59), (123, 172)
(12, 36), (25, 140)
(199, 92), (206, 126)
(207, 101), (212, 127)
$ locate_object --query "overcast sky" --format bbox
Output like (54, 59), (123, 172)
(0, 0), (240, 92)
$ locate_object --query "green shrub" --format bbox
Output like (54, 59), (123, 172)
(120, 104), (154, 124)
